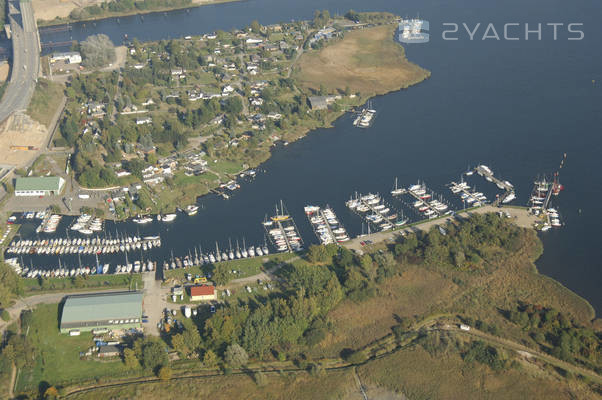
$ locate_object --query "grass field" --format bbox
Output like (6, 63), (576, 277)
(314, 228), (596, 359)
(26, 78), (64, 127)
(68, 368), (361, 400)
(358, 345), (598, 400)
(15, 304), (139, 394)
(164, 252), (299, 283)
(294, 25), (430, 96)
(22, 274), (143, 295)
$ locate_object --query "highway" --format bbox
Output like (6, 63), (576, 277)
(0, 0), (40, 123)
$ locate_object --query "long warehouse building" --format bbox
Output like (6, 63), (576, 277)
(60, 291), (143, 334)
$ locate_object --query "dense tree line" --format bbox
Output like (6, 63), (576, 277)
(393, 213), (525, 269)
(506, 303), (600, 369)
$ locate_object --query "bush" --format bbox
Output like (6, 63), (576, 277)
(1, 309), (10, 321)
(157, 366), (172, 380)
(343, 349), (368, 364)
(224, 343), (248, 368)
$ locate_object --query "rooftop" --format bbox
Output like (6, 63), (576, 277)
(190, 285), (215, 296)
(61, 291), (143, 326)
(15, 176), (64, 191)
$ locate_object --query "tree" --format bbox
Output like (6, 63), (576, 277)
(141, 340), (168, 371)
(202, 349), (219, 368)
(171, 333), (189, 357)
(157, 366), (172, 380)
(123, 348), (139, 369)
(250, 20), (262, 34)
(80, 34), (116, 68)
(224, 343), (248, 367)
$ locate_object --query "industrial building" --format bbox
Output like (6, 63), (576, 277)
(60, 291), (143, 334)
(189, 285), (217, 301)
(15, 176), (65, 197)
(50, 51), (82, 64)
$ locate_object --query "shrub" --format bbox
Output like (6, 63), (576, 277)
(157, 366), (172, 380)
(1, 309), (10, 321)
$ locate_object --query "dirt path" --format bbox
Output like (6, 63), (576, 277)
(344, 205), (536, 252)
(443, 325), (602, 385)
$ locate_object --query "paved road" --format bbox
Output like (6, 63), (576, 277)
(0, 0), (40, 123)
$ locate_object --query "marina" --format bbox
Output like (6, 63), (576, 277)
(352, 107), (376, 128)
(1, 160), (570, 284)
(304, 205), (350, 245)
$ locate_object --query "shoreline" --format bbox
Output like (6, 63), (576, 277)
(36, 0), (243, 27)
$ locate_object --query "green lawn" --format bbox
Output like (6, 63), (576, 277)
(26, 79), (64, 127)
(211, 159), (244, 175)
(22, 274), (143, 296)
(164, 252), (298, 283)
(15, 304), (141, 392)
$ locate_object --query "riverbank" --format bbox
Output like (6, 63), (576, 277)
(35, 0), (242, 27)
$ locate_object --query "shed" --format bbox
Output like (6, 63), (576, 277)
(98, 344), (121, 358)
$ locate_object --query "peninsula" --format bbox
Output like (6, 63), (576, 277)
(20, 11), (429, 219)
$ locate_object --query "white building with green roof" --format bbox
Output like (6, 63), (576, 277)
(15, 176), (65, 197)
(60, 291), (143, 333)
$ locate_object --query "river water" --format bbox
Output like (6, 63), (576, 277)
(9, 0), (602, 312)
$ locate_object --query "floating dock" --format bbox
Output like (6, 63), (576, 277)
(473, 165), (515, 205)
(405, 182), (451, 219)
(448, 180), (488, 207)
(263, 202), (303, 252)
(346, 193), (398, 231)
(305, 205), (350, 244)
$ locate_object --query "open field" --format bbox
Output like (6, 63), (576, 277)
(15, 303), (138, 394)
(358, 345), (599, 400)
(22, 273), (143, 295)
(316, 228), (596, 359)
(27, 78), (65, 127)
(0, 113), (49, 167)
(294, 24), (430, 96)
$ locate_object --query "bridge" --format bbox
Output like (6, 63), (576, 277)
(0, 0), (40, 123)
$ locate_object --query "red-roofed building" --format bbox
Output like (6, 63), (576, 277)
(189, 285), (217, 301)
